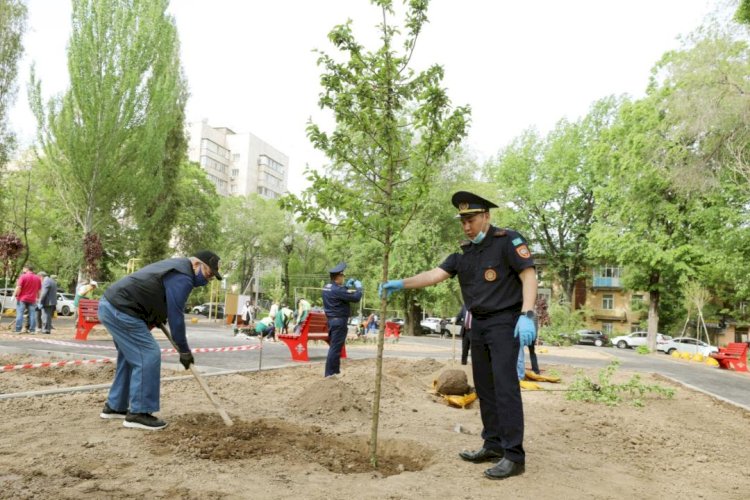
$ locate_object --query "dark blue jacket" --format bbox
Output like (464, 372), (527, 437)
(322, 282), (362, 318)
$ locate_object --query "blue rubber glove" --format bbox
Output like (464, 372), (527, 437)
(378, 280), (404, 299)
(345, 278), (355, 288)
(354, 280), (362, 289)
(514, 315), (536, 347)
(517, 348), (526, 381)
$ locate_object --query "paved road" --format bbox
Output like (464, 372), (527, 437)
(1, 317), (748, 411)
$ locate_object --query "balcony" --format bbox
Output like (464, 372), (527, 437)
(592, 308), (627, 321)
(592, 276), (622, 289)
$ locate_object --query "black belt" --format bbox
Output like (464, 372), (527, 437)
(469, 309), (519, 320)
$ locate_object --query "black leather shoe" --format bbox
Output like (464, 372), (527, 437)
(484, 458), (525, 479)
(459, 447), (504, 463)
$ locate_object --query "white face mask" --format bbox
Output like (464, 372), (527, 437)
(470, 217), (489, 244)
(470, 230), (486, 245)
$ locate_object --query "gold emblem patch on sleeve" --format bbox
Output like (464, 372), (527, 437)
(484, 269), (497, 282)
(516, 244), (531, 259)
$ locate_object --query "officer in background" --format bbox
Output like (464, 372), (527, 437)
(321, 262), (362, 377)
(379, 191), (537, 480)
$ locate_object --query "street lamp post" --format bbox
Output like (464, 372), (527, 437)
(281, 234), (294, 305)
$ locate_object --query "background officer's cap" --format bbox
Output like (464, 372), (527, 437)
(328, 262), (347, 275)
(451, 191), (498, 218)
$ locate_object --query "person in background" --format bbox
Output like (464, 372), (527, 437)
(38, 272), (58, 334)
(253, 315), (276, 341)
(98, 250), (222, 430)
(240, 300), (253, 326)
(321, 262), (362, 377)
(294, 297), (311, 332)
(456, 305), (473, 366)
(14, 264), (42, 334)
(275, 304), (294, 335)
(74, 279), (98, 319)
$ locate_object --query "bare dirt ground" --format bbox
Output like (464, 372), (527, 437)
(1, 333), (749, 499)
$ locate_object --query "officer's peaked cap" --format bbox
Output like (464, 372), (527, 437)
(328, 262), (347, 275)
(451, 191), (498, 218)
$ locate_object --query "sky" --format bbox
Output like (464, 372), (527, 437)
(9, 0), (721, 194)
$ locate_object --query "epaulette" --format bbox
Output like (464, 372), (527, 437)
(494, 229), (507, 237)
(460, 239), (471, 248)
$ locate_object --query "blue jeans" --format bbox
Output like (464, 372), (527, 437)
(15, 301), (37, 332)
(325, 317), (348, 377)
(98, 298), (162, 414)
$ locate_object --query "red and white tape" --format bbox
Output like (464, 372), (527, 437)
(0, 344), (261, 371)
(161, 344), (262, 354)
(1, 357), (114, 372)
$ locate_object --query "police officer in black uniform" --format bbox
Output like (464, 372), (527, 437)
(321, 262), (363, 377)
(379, 191), (537, 480)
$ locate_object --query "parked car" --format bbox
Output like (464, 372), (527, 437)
(0, 288), (15, 313)
(657, 337), (718, 356)
(192, 302), (224, 318)
(348, 315), (364, 327)
(56, 293), (76, 316)
(576, 329), (609, 347)
(611, 331), (671, 349)
(419, 317), (460, 337)
(386, 317), (405, 326)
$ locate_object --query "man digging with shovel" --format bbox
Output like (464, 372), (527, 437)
(97, 251), (222, 430)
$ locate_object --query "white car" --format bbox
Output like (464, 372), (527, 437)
(0, 288), (15, 313)
(611, 331), (671, 349)
(56, 293), (76, 316)
(657, 337), (718, 356)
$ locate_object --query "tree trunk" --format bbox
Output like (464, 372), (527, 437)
(370, 242), (391, 468)
(646, 272), (660, 351)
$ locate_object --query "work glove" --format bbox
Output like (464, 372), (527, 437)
(514, 315), (536, 347)
(353, 280), (362, 289)
(378, 280), (404, 299)
(179, 351), (195, 370)
(345, 278), (355, 288)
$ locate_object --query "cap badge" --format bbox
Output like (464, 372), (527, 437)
(458, 202), (469, 211)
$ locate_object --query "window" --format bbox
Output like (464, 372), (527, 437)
(600, 265), (621, 278)
(631, 294), (644, 307)
(201, 139), (230, 159)
(258, 154), (285, 175)
(602, 294), (614, 310)
(601, 322), (613, 334)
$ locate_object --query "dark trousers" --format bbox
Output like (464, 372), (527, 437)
(461, 327), (471, 365)
(470, 311), (525, 464)
(325, 317), (348, 377)
(40, 305), (54, 333)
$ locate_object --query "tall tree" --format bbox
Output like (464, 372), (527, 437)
(587, 96), (725, 350)
(30, 0), (184, 278)
(488, 97), (619, 304)
(282, 0), (469, 466)
(0, 0), (26, 171)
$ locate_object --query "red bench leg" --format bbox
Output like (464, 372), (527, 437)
(728, 358), (748, 372)
(279, 337), (309, 362)
(75, 323), (95, 341)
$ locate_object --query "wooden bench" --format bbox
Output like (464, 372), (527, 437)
(710, 342), (748, 372)
(76, 299), (100, 340)
(277, 310), (347, 362)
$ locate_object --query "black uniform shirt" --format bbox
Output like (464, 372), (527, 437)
(439, 226), (535, 316)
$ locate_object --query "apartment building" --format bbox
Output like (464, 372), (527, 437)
(187, 120), (289, 199)
(574, 264), (647, 335)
